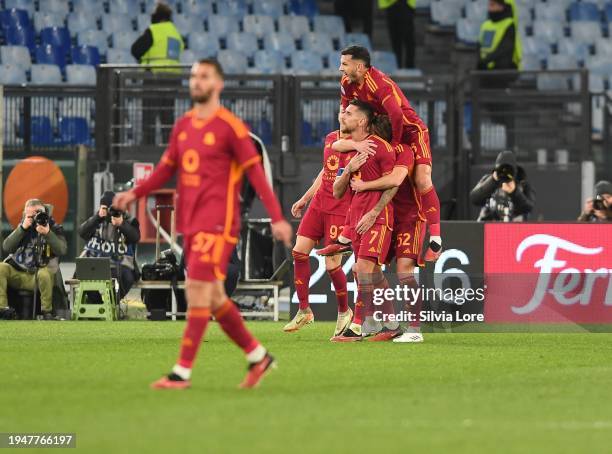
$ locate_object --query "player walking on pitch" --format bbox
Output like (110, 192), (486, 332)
(114, 60), (293, 389)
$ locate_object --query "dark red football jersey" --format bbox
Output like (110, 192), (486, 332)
(392, 143), (425, 222)
(340, 66), (427, 145)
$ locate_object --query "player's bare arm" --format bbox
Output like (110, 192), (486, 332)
(292, 169), (324, 218)
(355, 187), (398, 235)
(351, 166), (409, 193)
(332, 138), (376, 156)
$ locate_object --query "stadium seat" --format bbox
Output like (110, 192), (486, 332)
(4, 0), (34, 15)
(67, 12), (98, 37)
(112, 30), (138, 50)
(585, 55), (612, 73)
(39, 0), (69, 16)
(569, 1), (600, 21)
(59, 116), (90, 144)
(291, 50), (323, 73)
(0, 63), (26, 84)
(215, 0), (249, 17)
(570, 21), (602, 44)
(0, 8), (30, 30)
(179, 48), (196, 65)
(33, 12), (65, 32)
(188, 33), (220, 58)
(206, 15), (240, 37)
(108, 0), (141, 16)
(1, 45), (31, 70)
(216, 50), (248, 73)
(547, 54), (578, 70)
(263, 32), (297, 56)
(534, 2), (567, 22)
(465, 0), (488, 22)
(35, 44), (66, 70)
(301, 32), (334, 54)
(4, 24), (35, 51)
(288, 0), (319, 18)
(29, 116), (54, 146)
(254, 49), (285, 73)
(30, 63), (62, 84)
(517, 3), (533, 25)
(278, 15), (311, 39)
(326, 51), (340, 69)
(252, 0), (286, 18)
(226, 32), (259, 56)
(78, 30), (109, 55)
(243, 15), (275, 38)
(532, 20), (565, 43)
(101, 15), (134, 35)
(71, 45), (100, 66)
(372, 50), (398, 74)
(40, 27), (71, 55)
(66, 64), (96, 85)
(606, 2), (612, 22)
(431, 0), (463, 26)
(173, 14), (205, 35)
(182, 1), (214, 17)
(522, 36), (551, 58)
(72, 0), (105, 17)
(301, 119), (315, 145)
(557, 38), (590, 62)
(313, 15), (345, 40)
(135, 14), (150, 32)
(520, 53), (542, 71)
(106, 48), (134, 64)
(595, 38), (612, 56)
(456, 18), (481, 44)
(344, 32), (372, 50)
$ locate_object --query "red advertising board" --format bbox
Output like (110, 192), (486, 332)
(484, 224), (612, 323)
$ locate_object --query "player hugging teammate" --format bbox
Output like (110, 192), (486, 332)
(286, 46), (440, 343)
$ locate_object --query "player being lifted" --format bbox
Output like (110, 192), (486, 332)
(114, 60), (293, 389)
(284, 112), (355, 338)
(319, 46), (442, 262)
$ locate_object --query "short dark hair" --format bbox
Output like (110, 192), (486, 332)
(371, 115), (392, 142)
(348, 99), (375, 125)
(341, 46), (371, 68)
(197, 58), (225, 79)
(151, 3), (172, 23)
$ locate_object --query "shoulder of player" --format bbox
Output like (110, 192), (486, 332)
(368, 134), (394, 152)
(215, 107), (250, 139)
(324, 130), (340, 144)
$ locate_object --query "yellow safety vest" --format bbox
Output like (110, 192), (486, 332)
(378, 0), (416, 9)
(140, 21), (184, 73)
(479, 18), (520, 69)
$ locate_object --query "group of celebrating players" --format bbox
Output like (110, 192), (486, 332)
(284, 46), (443, 344)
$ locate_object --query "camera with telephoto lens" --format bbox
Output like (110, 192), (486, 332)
(108, 207), (123, 218)
(34, 210), (49, 227)
(593, 195), (607, 211)
(495, 163), (515, 183)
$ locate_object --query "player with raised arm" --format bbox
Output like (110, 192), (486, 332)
(113, 59), (293, 389)
(284, 112), (355, 338)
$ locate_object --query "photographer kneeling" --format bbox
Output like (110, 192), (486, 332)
(578, 180), (612, 223)
(0, 199), (67, 320)
(470, 150), (535, 221)
(78, 191), (141, 299)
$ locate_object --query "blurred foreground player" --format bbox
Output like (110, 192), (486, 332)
(285, 112), (355, 337)
(114, 60), (293, 389)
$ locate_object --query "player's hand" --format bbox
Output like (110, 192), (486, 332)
(501, 180), (516, 194)
(113, 191), (137, 211)
(350, 178), (368, 193)
(291, 198), (307, 218)
(35, 224), (50, 235)
(347, 153), (369, 173)
(98, 206), (108, 218)
(354, 140), (376, 157)
(271, 220), (293, 248)
(356, 210), (377, 235)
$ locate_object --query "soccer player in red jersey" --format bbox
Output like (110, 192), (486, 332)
(331, 100), (397, 341)
(285, 113), (355, 337)
(113, 60), (293, 389)
(338, 46), (442, 262)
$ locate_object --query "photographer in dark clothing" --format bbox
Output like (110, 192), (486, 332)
(78, 191), (141, 298)
(578, 180), (612, 223)
(0, 199), (67, 320)
(470, 150), (535, 221)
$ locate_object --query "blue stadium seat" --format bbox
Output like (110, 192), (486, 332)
(181, 0), (214, 17)
(0, 63), (27, 84)
(243, 15), (275, 38)
(252, 0), (286, 18)
(533, 20), (565, 43)
(464, 0), (487, 22)
(71, 45), (100, 66)
(522, 36), (551, 58)
(101, 15), (134, 35)
(569, 1), (600, 21)
(35, 44), (66, 70)
(301, 32), (334, 54)
(59, 116), (90, 144)
(278, 15), (311, 39)
(557, 38), (590, 62)
(108, 0), (141, 16)
(173, 14), (205, 34)
(66, 64), (96, 85)
(78, 30), (109, 54)
(288, 0), (318, 18)
(263, 32), (296, 56)
(313, 15), (345, 40)
(4, 0), (34, 15)
(179, 49), (196, 64)
(33, 12), (65, 32)
(39, 0), (69, 16)
(456, 18), (481, 44)
(254, 49), (285, 73)
(136, 14), (150, 32)
(72, 0), (105, 17)
(344, 32), (372, 50)
(534, 2), (567, 22)
(431, 0), (463, 26)
(30, 63), (62, 84)
(40, 27), (71, 55)
(372, 50), (398, 74)
(537, 73), (570, 91)
(547, 54), (578, 70)
(106, 48), (134, 63)
(226, 32), (259, 56)
(216, 49), (248, 73)
(5, 25), (35, 51)
(326, 51), (340, 69)
(188, 33), (220, 58)
(595, 38), (612, 56)
(67, 12), (98, 37)
(585, 55), (612, 73)
(1, 45), (31, 70)
(520, 53), (542, 71)
(570, 21), (602, 44)
(215, 0), (249, 17)
(29, 116), (54, 146)
(112, 30), (138, 50)
(291, 50), (323, 73)
(301, 119), (315, 145)
(206, 15), (240, 37)
(606, 2), (612, 22)
(0, 8), (30, 30)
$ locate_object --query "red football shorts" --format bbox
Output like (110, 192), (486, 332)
(351, 223), (392, 266)
(297, 206), (347, 246)
(388, 217), (426, 266)
(403, 128), (432, 167)
(184, 231), (237, 282)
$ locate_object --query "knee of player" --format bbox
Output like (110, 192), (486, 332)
(324, 255), (341, 271)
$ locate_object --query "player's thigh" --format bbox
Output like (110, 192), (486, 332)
(184, 231), (237, 285)
(185, 278), (216, 308)
(323, 214), (347, 246)
(357, 224), (392, 267)
(396, 257), (417, 275)
(394, 219), (426, 265)
(296, 206), (325, 246)
(294, 235), (317, 255)
(324, 254), (342, 270)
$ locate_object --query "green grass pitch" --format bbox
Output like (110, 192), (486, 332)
(2, 322), (612, 453)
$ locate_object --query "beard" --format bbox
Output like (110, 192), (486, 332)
(190, 88), (214, 104)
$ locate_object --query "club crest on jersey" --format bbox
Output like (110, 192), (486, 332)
(326, 154), (340, 171)
(203, 132), (215, 145)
